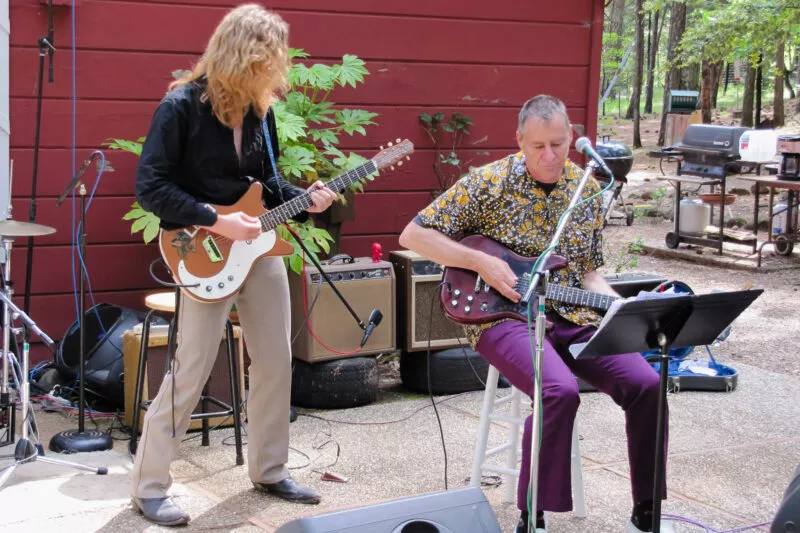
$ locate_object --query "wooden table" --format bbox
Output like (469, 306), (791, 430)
(737, 175), (800, 266)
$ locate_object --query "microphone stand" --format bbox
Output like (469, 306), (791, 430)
(519, 161), (601, 532)
(23, 0), (56, 315)
(48, 158), (112, 453)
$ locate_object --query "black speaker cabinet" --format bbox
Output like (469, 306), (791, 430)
(275, 487), (501, 533)
(122, 326), (244, 431)
(289, 258), (396, 362)
(390, 250), (467, 353)
(772, 464), (800, 533)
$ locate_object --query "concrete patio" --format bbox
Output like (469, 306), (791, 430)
(1, 351), (797, 532)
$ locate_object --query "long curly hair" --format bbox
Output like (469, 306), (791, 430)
(170, 4), (290, 128)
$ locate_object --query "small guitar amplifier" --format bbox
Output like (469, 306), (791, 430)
(288, 257), (396, 363)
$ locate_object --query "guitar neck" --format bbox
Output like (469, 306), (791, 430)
(258, 160), (378, 231)
(546, 284), (618, 311)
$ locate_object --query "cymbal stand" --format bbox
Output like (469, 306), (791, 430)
(0, 236), (107, 491)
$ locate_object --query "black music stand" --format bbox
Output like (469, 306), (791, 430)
(568, 289), (763, 533)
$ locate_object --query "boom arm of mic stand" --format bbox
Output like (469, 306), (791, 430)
(0, 290), (55, 351)
(521, 162), (599, 304)
(286, 229), (366, 331)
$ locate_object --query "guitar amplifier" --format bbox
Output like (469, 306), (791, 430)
(288, 258), (396, 363)
(122, 326), (244, 431)
(389, 250), (467, 353)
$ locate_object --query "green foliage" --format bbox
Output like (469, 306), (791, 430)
(419, 111), (488, 191)
(276, 219), (335, 275)
(273, 49), (378, 193)
(613, 236), (645, 273)
(106, 49), (379, 272)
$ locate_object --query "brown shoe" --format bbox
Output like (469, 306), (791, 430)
(253, 477), (321, 504)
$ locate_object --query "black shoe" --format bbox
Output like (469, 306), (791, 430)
(516, 510), (546, 533)
(253, 477), (321, 504)
(131, 497), (190, 526)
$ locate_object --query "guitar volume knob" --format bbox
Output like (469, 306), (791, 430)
(218, 282), (225, 289)
(464, 306), (471, 314)
(466, 295), (474, 303)
(205, 286), (212, 292)
(451, 300), (458, 307)
(453, 289), (461, 298)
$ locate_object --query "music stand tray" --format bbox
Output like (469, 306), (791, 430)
(568, 289), (763, 533)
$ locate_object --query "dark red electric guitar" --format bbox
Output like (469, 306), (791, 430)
(440, 235), (619, 325)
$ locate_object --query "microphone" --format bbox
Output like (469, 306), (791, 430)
(56, 153), (100, 207)
(359, 309), (383, 347)
(575, 137), (614, 179)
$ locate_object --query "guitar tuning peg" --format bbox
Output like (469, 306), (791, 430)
(380, 145), (384, 150)
(395, 138), (401, 143)
(397, 161), (403, 167)
(387, 142), (393, 147)
(406, 156), (411, 161)
(390, 165), (395, 171)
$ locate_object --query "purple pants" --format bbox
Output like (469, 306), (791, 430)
(476, 314), (667, 512)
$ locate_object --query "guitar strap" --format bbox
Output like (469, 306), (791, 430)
(261, 115), (284, 192)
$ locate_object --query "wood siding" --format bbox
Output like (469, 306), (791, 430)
(9, 0), (604, 362)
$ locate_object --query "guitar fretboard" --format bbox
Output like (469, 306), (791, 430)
(515, 280), (618, 311)
(258, 161), (378, 231)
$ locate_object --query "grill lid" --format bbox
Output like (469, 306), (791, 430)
(675, 125), (749, 158)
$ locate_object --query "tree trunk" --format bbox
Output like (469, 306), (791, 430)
(610, 0), (626, 37)
(741, 64), (756, 128)
(645, 8), (660, 114)
(712, 62), (723, 108)
(785, 69), (796, 100)
(683, 64), (701, 92)
(658, 1), (687, 146)
(755, 54), (763, 126)
(701, 60), (714, 123)
(774, 38), (785, 127)
(632, 0), (644, 148)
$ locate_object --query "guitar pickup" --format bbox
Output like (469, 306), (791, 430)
(202, 235), (224, 263)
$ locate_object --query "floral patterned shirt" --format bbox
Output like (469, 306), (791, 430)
(417, 152), (605, 347)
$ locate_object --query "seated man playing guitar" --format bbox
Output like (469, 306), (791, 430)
(399, 95), (672, 533)
(130, 5), (337, 526)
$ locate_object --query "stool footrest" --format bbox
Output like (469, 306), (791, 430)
(486, 442), (516, 458)
(489, 413), (525, 425)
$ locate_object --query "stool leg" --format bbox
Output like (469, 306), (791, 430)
(130, 309), (156, 456)
(201, 381), (210, 446)
(226, 320), (244, 466)
(505, 386), (521, 504)
(471, 365), (500, 487)
(570, 420), (586, 518)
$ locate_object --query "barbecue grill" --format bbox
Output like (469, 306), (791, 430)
(595, 137), (634, 226)
(660, 124), (756, 254)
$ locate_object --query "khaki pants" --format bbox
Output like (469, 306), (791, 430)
(131, 257), (292, 498)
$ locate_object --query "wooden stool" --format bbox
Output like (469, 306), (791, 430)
(129, 287), (244, 466)
(470, 365), (586, 517)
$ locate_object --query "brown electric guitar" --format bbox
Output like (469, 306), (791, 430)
(440, 235), (619, 325)
(160, 139), (414, 303)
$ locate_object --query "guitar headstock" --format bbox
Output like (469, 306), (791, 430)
(373, 139), (414, 171)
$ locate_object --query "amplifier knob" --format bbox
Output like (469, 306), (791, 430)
(453, 289), (461, 297)
(350, 272), (355, 279)
(451, 300), (458, 307)
(466, 295), (474, 303)
(464, 306), (472, 314)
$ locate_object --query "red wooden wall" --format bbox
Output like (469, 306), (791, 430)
(9, 0), (604, 362)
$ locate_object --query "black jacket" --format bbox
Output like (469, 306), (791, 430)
(135, 80), (309, 230)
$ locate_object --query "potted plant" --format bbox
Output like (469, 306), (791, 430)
(108, 49), (379, 274)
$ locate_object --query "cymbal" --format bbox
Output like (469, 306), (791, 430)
(0, 220), (56, 237)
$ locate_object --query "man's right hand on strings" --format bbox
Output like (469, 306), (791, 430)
(475, 253), (520, 303)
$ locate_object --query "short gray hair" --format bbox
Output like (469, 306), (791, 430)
(517, 95), (570, 131)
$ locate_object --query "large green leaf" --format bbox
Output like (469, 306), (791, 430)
(273, 104), (307, 143)
(335, 109), (378, 136)
(338, 54), (369, 88)
(279, 146), (317, 178)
